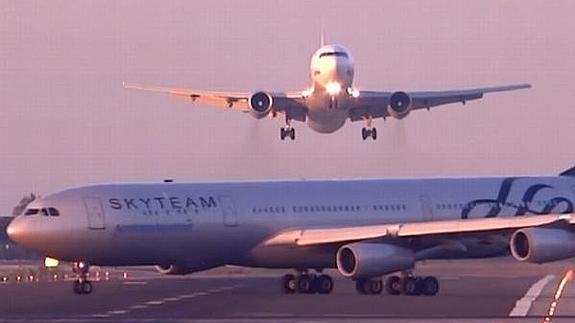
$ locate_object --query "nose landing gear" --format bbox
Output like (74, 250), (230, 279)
(72, 261), (93, 295)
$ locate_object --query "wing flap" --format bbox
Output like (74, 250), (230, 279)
(265, 214), (573, 247)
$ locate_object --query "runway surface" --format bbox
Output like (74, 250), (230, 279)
(0, 258), (574, 322)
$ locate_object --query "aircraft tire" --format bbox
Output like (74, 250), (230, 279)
(316, 274), (334, 294)
(402, 277), (422, 296)
(385, 276), (402, 295)
(282, 274), (297, 294)
(355, 279), (367, 294)
(367, 279), (383, 294)
(361, 128), (368, 140)
(421, 276), (439, 296)
(297, 274), (314, 294)
(73, 280), (82, 294)
(82, 281), (93, 294)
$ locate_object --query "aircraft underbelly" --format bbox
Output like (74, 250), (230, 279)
(306, 102), (348, 133)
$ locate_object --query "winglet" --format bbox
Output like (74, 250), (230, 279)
(560, 166), (575, 177)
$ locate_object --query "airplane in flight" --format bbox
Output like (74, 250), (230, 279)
(7, 167), (575, 295)
(124, 44), (530, 140)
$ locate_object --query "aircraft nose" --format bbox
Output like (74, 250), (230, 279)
(6, 217), (23, 244)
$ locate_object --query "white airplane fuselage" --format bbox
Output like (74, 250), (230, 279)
(305, 45), (355, 133)
(7, 175), (575, 272)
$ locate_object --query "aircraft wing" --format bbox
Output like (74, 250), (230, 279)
(348, 83), (531, 122)
(264, 213), (574, 247)
(123, 83), (308, 122)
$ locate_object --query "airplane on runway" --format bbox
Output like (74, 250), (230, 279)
(7, 167), (575, 295)
(124, 44), (531, 140)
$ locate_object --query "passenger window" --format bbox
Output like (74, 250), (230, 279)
(24, 208), (39, 216)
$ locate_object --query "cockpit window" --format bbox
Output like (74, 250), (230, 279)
(47, 208), (60, 216)
(42, 208), (49, 216)
(319, 51), (348, 59)
(24, 208), (39, 216)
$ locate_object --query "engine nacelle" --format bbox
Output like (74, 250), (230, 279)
(387, 91), (412, 119)
(154, 264), (194, 275)
(510, 228), (575, 263)
(336, 242), (415, 279)
(248, 91), (273, 119)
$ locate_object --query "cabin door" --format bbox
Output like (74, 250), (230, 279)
(219, 195), (238, 227)
(83, 197), (106, 230)
(419, 195), (434, 221)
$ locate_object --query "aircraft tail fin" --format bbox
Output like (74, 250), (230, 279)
(560, 166), (575, 176)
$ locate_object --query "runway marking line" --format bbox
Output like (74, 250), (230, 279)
(92, 283), (242, 317)
(122, 281), (148, 285)
(107, 310), (129, 315)
(509, 274), (555, 317)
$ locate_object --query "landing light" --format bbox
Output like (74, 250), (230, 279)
(325, 82), (341, 96)
(347, 87), (360, 98)
(44, 257), (60, 268)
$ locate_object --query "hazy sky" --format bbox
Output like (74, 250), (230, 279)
(1, 1), (574, 215)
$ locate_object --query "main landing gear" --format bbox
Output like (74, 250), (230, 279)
(281, 271), (334, 294)
(355, 277), (384, 295)
(72, 261), (93, 295)
(280, 127), (295, 140)
(361, 127), (377, 140)
(280, 116), (295, 140)
(384, 274), (439, 296)
(361, 116), (377, 140)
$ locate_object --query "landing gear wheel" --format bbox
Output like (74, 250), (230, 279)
(385, 275), (402, 295)
(282, 274), (297, 294)
(362, 128), (368, 140)
(73, 280), (82, 294)
(402, 277), (422, 296)
(421, 276), (439, 296)
(367, 279), (383, 294)
(355, 280), (367, 294)
(81, 281), (93, 294)
(280, 127), (295, 140)
(361, 127), (377, 140)
(72, 261), (92, 295)
(73, 280), (93, 295)
(289, 128), (295, 140)
(316, 274), (334, 294)
(356, 278), (382, 295)
(297, 274), (314, 294)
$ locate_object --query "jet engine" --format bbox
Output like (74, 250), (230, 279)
(248, 91), (273, 119)
(154, 264), (194, 275)
(387, 91), (412, 119)
(510, 228), (575, 263)
(336, 242), (415, 279)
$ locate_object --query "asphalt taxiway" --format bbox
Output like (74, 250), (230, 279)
(0, 258), (573, 322)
